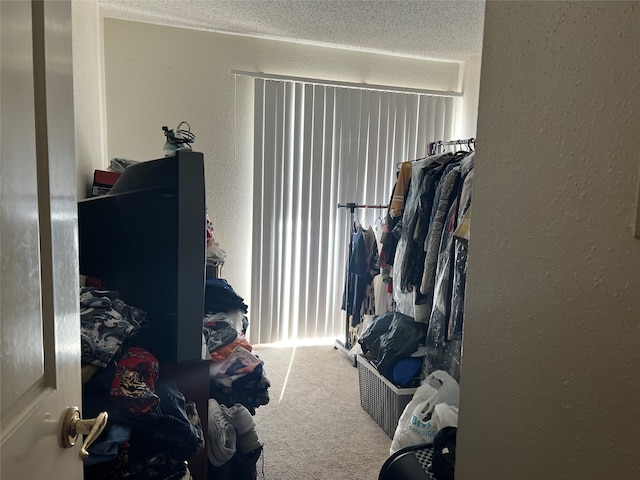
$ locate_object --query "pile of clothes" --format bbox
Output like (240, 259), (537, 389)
(80, 288), (203, 480)
(80, 286), (146, 369)
(203, 279), (270, 415)
(201, 279), (270, 479)
(80, 279), (271, 480)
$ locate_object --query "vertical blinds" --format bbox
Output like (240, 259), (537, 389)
(251, 78), (453, 345)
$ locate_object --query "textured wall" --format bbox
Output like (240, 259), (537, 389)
(457, 2), (640, 479)
(72, 0), (108, 200)
(454, 54), (482, 140)
(101, 18), (461, 326)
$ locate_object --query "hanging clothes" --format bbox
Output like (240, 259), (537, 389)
(391, 152), (456, 318)
(359, 227), (380, 317)
(379, 162), (413, 283)
(389, 162), (413, 218)
(400, 154), (454, 294)
(342, 138), (475, 382)
(386, 143), (474, 382)
(342, 225), (379, 327)
(419, 158), (464, 312)
(423, 153), (474, 380)
(424, 194), (460, 373)
(449, 158), (474, 342)
(372, 273), (393, 315)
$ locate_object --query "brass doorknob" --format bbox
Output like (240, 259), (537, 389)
(60, 407), (108, 460)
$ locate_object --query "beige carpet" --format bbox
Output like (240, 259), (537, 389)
(252, 344), (392, 480)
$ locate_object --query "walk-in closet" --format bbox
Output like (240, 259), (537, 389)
(5, 2), (637, 480)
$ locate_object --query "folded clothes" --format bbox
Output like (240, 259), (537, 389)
(203, 317), (238, 353)
(80, 287), (146, 368)
(205, 279), (248, 314)
(209, 363), (271, 414)
(209, 337), (252, 362)
(209, 347), (263, 388)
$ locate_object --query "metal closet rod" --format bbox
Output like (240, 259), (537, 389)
(337, 202), (387, 210)
(435, 137), (476, 146)
(428, 137), (476, 155)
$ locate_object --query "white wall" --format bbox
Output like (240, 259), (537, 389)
(457, 2), (640, 479)
(454, 54), (481, 140)
(72, 0), (107, 200)
(100, 18), (463, 327)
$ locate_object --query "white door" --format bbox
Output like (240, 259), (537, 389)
(1, 1), (83, 478)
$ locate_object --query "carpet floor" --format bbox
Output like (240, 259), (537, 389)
(252, 344), (392, 480)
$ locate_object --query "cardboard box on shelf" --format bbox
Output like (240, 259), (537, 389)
(91, 170), (121, 196)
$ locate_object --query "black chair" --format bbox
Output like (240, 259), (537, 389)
(378, 443), (436, 480)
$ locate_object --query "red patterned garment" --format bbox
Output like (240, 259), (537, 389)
(110, 347), (160, 414)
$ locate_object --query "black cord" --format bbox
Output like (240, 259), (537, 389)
(260, 445), (266, 479)
(175, 121), (195, 143)
(162, 121), (195, 149)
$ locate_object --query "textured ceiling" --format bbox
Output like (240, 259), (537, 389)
(98, 0), (486, 62)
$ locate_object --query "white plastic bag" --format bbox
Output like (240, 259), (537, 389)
(432, 403), (459, 430)
(425, 370), (460, 407)
(390, 370), (460, 454)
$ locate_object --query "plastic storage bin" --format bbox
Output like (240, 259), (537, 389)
(357, 355), (417, 438)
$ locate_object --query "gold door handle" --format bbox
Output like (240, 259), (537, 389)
(60, 407), (109, 460)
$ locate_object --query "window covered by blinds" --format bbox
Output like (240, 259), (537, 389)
(251, 78), (453, 345)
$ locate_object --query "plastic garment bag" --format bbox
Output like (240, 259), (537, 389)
(376, 314), (428, 376)
(358, 311), (396, 361)
(424, 196), (459, 376)
(358, 311), (427, 380)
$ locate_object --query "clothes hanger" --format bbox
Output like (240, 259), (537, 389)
(374, 210), (384, 226)
(353, 211), (362, 232)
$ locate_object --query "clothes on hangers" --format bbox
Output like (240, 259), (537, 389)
(379, 162), (414, 285)
(419, 160), (463, 309)
(389, 152), (456, 310)
(380, 151), (452, 276)
(390, 162), (413, 218)
(385, 145), (474, 382)
(422, 153), (474, 379)
(341, 138), (476, 380)
(400, 153), (455, 296)
(343, 225), (379, 327)
(449, 164), (473, 342)
(372, 273), (393, 315)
